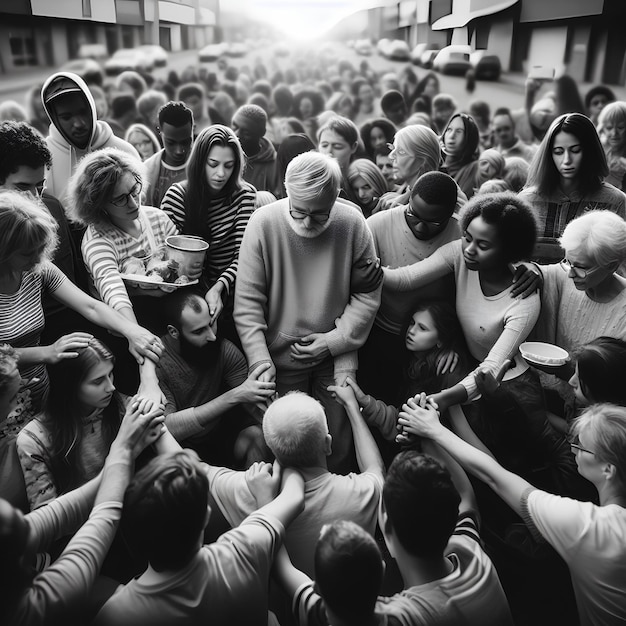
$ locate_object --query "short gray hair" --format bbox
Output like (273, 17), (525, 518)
(285, 152), (341, 206)
(67, 147), (145, 227)
(559, 210), (626, 268)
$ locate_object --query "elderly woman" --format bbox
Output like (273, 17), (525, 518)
(347, 158), (388, 217)
(67, 147), (179, 333)
(529, 211), (626, 417)
(0, 190), (163, 414)
(400, 399), (626, 626)
(520, 113), (626, 262)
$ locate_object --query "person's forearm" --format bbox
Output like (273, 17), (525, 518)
(153, 426), (183, 455)
(430, 425), (530, 515)
(345, 400), (385, 476)
(15, 345), (52, 367)
(80, 298), (138, 335)
(95, 447), (133, 506)
(429, 384), (468, 413)
(258, 473), (305, 527)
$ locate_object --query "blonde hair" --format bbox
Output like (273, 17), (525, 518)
(0, 190), (58, 270)
(395, 124), (441, 185)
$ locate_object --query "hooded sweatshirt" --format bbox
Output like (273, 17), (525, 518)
(242, 136), (281, 197)
(41, 72), (139, 203)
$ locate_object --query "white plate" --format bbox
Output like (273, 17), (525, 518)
(121, 273), (198, 290)
(519, 341), (569, 367)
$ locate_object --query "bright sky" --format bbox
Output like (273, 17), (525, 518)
(223, 0), (393, 40)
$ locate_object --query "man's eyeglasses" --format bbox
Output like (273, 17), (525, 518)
(559, 258), (601, 279)
(566, 434), (595, 455)
(387, 143), (408, 157)
(289, 206), (331, 224)
(111, 177), (142, 207)
(405, 200), (445, 229)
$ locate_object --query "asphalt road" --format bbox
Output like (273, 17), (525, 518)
(0, 41), (533, 114)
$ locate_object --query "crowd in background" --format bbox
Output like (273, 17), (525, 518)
(0, 41), (626, 626)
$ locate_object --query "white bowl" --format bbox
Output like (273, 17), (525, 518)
(519, 342), (569, 367)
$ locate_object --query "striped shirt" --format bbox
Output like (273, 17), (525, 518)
(160, 181), (256, 295)
(81, 206), (178, 312)
(0, 263), (66, 412)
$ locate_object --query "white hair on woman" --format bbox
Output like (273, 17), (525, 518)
(559, 210), (626, 268)
(285, 151), (341, 205)
(395, 124), (441, 179)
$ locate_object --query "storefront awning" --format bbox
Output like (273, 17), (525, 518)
(432, 0), (519, 30)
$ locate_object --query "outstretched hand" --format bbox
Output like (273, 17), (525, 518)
(397, 393), (442, 440)
(44, 332), (94, 364)
(510, 262), (543, 299)
(113, 394), (165, 459)
(327, 378), (359, 409)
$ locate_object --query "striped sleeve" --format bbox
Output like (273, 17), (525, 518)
(209, 184), (256, 294)
(160, 182), (187, 232)
(81, 229), (133, 312)
(144, 206), (179, 241)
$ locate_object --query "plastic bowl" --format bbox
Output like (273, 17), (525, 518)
(519, 342), (569, 366)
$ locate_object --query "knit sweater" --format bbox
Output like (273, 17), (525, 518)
(161, 181), (256, 295)
(384, 239), (540, 400)
(234, 198), (382, 379)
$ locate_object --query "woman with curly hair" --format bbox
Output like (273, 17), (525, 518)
(359, 117), (397, 161)
(160, 124), (256, 328)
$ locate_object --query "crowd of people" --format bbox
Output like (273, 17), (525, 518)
(0, 40), (625, 626)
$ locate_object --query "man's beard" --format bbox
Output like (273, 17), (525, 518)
(179, 334), (221, 367)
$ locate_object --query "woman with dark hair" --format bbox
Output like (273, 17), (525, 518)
(584, 85), (616, 125)
(160, 124), (255, 326)
(384, 192), (576, 491)
(520, 113), (625, 257)
(276, 133), (316, 198)
(441, 113), (480, 199)
(317, 115), (362, 204)
(292, 88), (326, 123)
(359, 117), (397, 161)
(415, 72), (440, 101)
(15, 338), (131, 509)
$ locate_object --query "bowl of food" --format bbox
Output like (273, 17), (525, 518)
(165, 235), (208, 280)
(519, 342), (569, 367)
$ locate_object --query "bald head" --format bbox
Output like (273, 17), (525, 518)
(262, 391), (331, 468)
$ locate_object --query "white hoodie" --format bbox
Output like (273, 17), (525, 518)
(41, 71), (139, 204)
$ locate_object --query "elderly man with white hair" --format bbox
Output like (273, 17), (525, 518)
(234, 151), (383, 473)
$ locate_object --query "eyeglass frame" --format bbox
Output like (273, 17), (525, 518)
(110, 176), (142, 207)
(559, 258), (602, 279)
(405, 198), (446, 229)
(566, 434), (595, 455)
(288, 203), (331, 224)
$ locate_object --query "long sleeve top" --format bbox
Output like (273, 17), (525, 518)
(384, 239), (539, 400)
(160, 181), (256, 295)
(81, 206), (177, 312)
(234, 199), (382, 378)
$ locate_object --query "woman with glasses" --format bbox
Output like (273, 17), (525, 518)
(378, 124), (442, 210)
(0, 190), (163, 414)
(520, 113), (626, 263)
(67, 147), (178, 335)
(160, 125), (256, 331)
(441, 112), (480, 200)
(384, 191), (577, 494)
(528, 211), (626, 422)
(398, 398), (626, 626)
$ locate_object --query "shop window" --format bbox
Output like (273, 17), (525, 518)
(9, 36), (36, 66)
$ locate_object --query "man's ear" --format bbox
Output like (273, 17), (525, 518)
(324, 433), (333, 456)
(166, 324), (179, 340)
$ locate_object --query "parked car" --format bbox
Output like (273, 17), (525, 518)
(61, 58), (104, 84)
(139, 44), (168, 67)
(198, 42), (229, 62)
(387, 39), (411, 61)
(104, 48), (153, 75)
(377, 38), (391, 56)
(420, 49), (440, 70)
(410, 42), (441, 66)
(470, 50), (502, 80)
(355, 39), (374, 56)
(432, 45), (472, 75)
(77, 43), (108, 63)
(226, 42), (249, 58)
